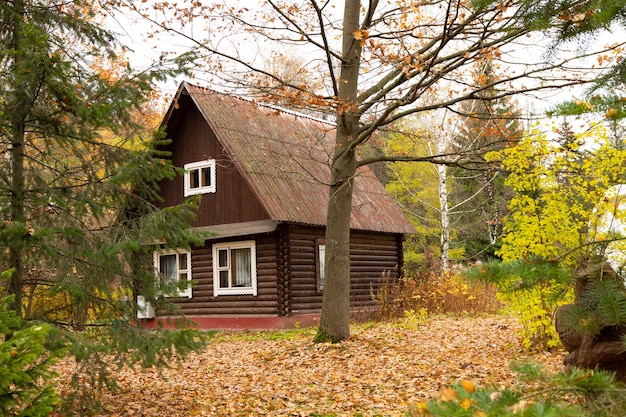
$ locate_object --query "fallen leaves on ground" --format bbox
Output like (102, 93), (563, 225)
(53, 315), (564, 416)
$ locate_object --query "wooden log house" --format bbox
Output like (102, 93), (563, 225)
(143, 82), (416, 329)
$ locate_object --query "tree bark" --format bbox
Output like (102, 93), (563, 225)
(437, 136), (450, 271)
(556, 262), (626, 381)
(315, 0), (362, 343)
(8, 128), (26, 317)
(7, 0), (27, 317)
(317, 150), (356, 342)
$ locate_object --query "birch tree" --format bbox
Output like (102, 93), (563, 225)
(437, 139), (452, 271)
(386, 106), (509, 272)
(385, 116), (453, 273)
(450, 60), (522, 260)
(128, 0), (626, 341)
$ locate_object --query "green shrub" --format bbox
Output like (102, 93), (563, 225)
(464, 259), (572, 351)
(407, 362), (625, 417)
(0, 288), (67, 416)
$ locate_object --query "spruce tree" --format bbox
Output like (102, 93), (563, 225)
(450, 60), (522, 261)
(0, 0), (205, 410)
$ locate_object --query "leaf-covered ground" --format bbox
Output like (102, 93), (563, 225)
(54, 315), (564, 416)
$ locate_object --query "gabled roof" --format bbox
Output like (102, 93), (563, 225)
(162, 82), (416, 235)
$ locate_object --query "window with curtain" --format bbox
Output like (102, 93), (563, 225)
(316, 238), (325, 292)
(154, 250), (192, 298)
(212, 241), (257, 296)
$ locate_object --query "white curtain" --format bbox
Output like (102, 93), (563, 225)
(231, 248), (251, 287)
(160, 254), (177, 285)
(318, 245), (326, 287)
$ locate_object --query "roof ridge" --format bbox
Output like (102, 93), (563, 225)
(183, 81), (336, 127)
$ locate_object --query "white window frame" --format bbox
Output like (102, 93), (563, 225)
(153, 249), (193, 298)
(184, 160), (216, 197)
(316, 239), (325, 292)
(212, 240), (257, 296)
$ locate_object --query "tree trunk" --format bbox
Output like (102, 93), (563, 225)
(315, 0), (362, 343)
(437, 146), (450, 271)
(7, 0), (27, 317)
(316, 149), (357, 342)
(8, 128), (26, 317)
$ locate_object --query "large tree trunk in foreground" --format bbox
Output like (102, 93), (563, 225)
(315, 0), (362, 343)
(316, 149), (357, 342)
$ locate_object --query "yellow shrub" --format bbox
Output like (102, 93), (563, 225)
(374, 270), (502, 321)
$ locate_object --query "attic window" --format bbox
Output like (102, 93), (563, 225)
(184, 160), (216, 196)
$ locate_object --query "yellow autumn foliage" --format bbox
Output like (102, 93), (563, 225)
(485, 122), (626, 350)
(489, 123), (626, 264)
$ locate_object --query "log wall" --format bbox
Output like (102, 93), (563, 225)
(170, 233), (279, 316)
(167, 225), (402, 317)
(287, 225), (402, 315)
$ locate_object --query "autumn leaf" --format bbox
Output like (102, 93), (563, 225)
(413, 401), (429, 415)
(439, 386), (458, 402)
(573, 99), (593, 110)
(353, 29), (369, 40)
(460, 398), (474, 410)
(558, 11), (571, 21)
(509, 399), (532, 413)
(606, 108), (619, 119)
(460, 380), (476, 393)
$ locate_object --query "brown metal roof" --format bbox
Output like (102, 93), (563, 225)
(178, 82), (416, 235)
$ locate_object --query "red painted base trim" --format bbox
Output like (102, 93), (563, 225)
(139, 314), (321, 330)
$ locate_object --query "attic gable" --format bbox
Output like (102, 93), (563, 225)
(163, 82), (415, 235)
